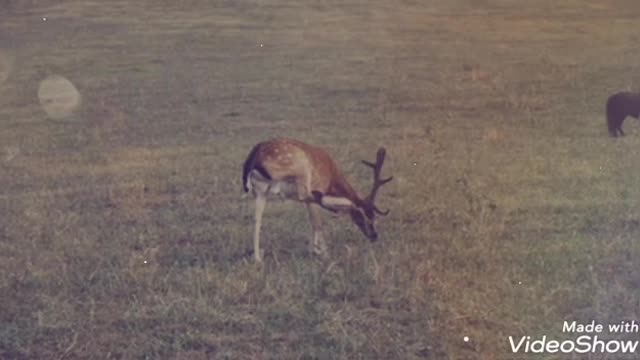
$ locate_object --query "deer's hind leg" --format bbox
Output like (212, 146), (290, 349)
(250, 177), (270, 263)
(253, 194), (267, 262)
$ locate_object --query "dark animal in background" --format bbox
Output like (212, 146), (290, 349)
(606, 91), (640, 137)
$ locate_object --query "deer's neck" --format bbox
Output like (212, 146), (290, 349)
(329, 174), (364, 206)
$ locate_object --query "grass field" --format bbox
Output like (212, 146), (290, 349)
(2, 0), (640, 359)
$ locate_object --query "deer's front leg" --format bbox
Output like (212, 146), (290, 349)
(296, 168), (313, 202)
(306, 203), (328, 258)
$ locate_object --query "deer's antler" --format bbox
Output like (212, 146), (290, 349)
(362, 147), (392, 215)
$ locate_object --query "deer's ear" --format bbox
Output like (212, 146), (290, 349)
(314, 192), (355, 211)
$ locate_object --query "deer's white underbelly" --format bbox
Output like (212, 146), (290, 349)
(248, 170), (298, 199)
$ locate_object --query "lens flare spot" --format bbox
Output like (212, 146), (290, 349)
(38, 75), (81, 120)
(4, 146), (20, 162)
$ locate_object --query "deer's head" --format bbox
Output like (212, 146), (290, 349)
(313, 147), (392, 242)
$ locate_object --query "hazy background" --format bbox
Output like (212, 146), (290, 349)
(2, 0), (640, 359)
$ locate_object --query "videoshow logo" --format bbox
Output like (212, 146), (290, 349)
(508, 320), (639, 354)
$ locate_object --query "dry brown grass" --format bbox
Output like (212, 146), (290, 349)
(2, 1), (640, 359)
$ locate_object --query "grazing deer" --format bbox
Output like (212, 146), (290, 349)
(242, 138), (392, 262)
